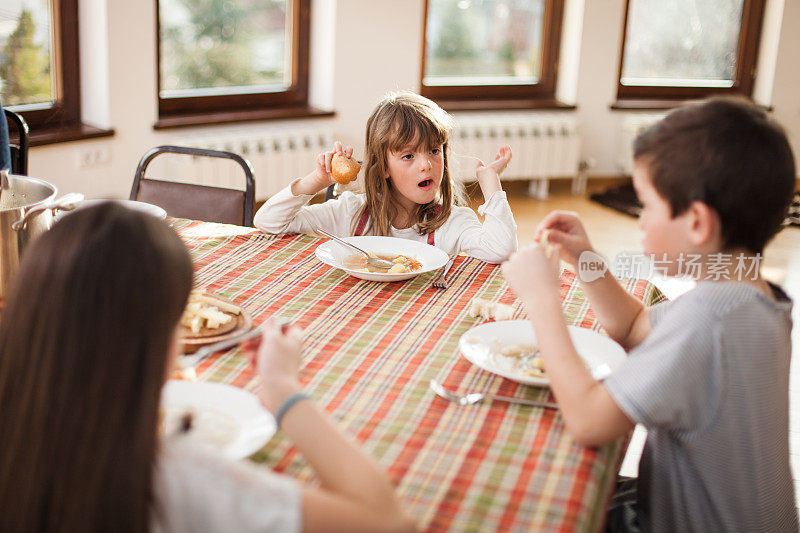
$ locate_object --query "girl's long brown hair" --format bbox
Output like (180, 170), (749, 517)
(356, 91), (465, 236)
(0, 204), (193, 532)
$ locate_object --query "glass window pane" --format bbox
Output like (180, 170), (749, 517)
(621, 0), (745, 88)
(160, 0), (291, 98)
(0, 0), (54, 107)
(424, 0), (545, 87)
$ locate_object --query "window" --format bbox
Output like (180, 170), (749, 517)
(157, 0), (310, 126)
(0, 0), (81, 132)
(617, 0), (765, 101)
(421, 0), (564, 105)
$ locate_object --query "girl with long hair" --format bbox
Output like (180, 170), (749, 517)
(254, 91), (518, 263)
(0, 204), (412, 532)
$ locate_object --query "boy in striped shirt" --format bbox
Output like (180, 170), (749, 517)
(502, 98), (798, 532)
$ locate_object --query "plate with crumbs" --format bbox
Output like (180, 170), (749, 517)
(459, 320), (626, 387)
(161, 380), (275, 460)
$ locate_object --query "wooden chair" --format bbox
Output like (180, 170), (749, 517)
(130, 145), (255, 226)
(4, 108), (29, 175)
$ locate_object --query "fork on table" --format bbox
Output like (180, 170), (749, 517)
(432, 256), (456, 289)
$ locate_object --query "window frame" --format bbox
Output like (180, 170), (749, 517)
(616, 0), (766, 101)
(155, 0), (311, 122)
(419, 0), (565, 103)
(6, 0), (82, 132)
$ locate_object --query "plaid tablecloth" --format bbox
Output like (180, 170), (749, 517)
(175, 219), (665, 532)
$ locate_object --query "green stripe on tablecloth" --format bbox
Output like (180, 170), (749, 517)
(176, 222), (665, 533)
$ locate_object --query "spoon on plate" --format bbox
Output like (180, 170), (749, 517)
(315, 228), (396, 269)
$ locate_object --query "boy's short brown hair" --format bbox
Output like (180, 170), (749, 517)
(634, 97), (796, 254)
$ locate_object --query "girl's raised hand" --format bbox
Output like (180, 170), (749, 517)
(474, 145), (512, 200)
(242, 320), (305, 413)
(318, 141), (354, 178)
(534, 210), (593, 269)
(477, 145), (512, 178)
(292, 141), (354, 195)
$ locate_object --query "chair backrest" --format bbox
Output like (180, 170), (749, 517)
(130, 145), (255, 226)
(4, 109), (29, 175)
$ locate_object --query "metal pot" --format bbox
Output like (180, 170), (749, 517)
(0, 174), (83, 298)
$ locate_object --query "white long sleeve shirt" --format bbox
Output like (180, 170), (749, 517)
(254, 185), (518, 263)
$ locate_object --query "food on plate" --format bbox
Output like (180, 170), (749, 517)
(468, 297), (515, 321)
(342, 252), (422, 274)
(161, 406), (240, 452)
(465, 335), (547, 378)
(180, 290), (240, 337)
(496, 343), (546, 377)
(170, 365), (196, 381)
(331, 154), (361, 184)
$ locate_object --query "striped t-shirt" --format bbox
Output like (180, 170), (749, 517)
(605, 281), (798, 532)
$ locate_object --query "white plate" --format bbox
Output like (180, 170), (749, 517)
(315, 235), (449, 282)
(161, 380), (275, 460)
(459, 321), (626, 387)
(73, 199), (167, 219)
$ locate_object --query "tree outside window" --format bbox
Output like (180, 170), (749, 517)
(0, 0), (81, 136)
(0, 6), (52, 107)
(157, 0), (310, 125)
(421, 0), (563, 106)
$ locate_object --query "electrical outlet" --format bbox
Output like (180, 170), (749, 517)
(76, 146), (111, 168)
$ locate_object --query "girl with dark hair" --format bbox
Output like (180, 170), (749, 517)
(0, 204), (413, 532)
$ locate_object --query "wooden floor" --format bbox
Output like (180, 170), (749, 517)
(475, 179), (800, 508)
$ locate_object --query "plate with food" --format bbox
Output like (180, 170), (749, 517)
(180, 290), (253, 353)
(459, 320), (626, 387)
(314, 235), (449, 282)
(160, 380), (275, 460)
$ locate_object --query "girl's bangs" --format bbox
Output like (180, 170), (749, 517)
(386, 107), (450, 153)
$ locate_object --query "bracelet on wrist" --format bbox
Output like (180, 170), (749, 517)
(274, 392), (310, 429)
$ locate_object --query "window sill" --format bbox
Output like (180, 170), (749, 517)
(154, 106), (335, 130)
(611, 99), (773, 112)
(21, 123), (115, 147)
(434, 98), (576, 112)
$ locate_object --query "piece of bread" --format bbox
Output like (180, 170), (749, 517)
(468, 297), (515, 321)
(331, 154), (361, 184)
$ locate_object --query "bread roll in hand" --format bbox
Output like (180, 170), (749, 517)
(331, 154), (361, 184)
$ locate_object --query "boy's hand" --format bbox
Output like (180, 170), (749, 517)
(535, 210), (594, 269)
(475, 145), (512, 199)
(501, 243), (561, 305)
(291, 141), (354, 196)
(242, 320), (304, 413)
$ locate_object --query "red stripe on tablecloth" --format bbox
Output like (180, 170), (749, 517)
(560, 448), (598, 529)
(177, 223), (668, 532)
(427, 367), (523, 531)
(492, 404), (560, 530)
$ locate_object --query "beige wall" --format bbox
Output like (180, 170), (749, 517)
(25, 0), (800, 200)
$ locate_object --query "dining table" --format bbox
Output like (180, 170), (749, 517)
(174, 218), (666, 532)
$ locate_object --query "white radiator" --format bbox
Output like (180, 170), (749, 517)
(164, 126), (335, 199)
(617, 113), (666, 175)
(161, 113), (581, 201)
(449, 112), (582, 199)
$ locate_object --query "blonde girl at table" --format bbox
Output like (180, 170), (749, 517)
(0, 204), (414, 533)
(254, 91), (518, 263)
